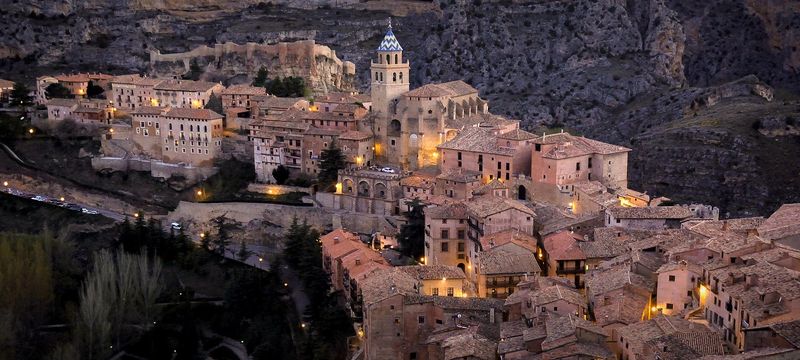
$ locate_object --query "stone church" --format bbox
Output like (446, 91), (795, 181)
(370, 24), (491, 170)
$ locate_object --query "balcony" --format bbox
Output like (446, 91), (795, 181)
(556, 267), (584, 275)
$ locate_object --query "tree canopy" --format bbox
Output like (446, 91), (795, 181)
(398, 198), (426, 259)
(252, 66), (269, 88)
(272, 165), (290, 185)
(183, 59), (203, 81)
(45, 83), (73, 99)
(86, 81), (105, 99)
(317, 141), (345, 191)
(204, 93), (223, 115)
(10, 82), (33, 107)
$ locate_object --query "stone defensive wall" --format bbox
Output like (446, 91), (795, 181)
(148, 40), (356, 93)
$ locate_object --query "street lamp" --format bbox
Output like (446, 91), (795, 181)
(59, 196), (65, 202)
(196, 190), (203, 196)
(28, 128), (34, 134)
(2, 181), (7, 187)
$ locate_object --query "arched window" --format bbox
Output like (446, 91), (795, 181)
(379, 73), (383, 82)
(375, 72), (378, 82)
(386, 54), (390, 64)
(189, 125), (193, 132)
(399, 72), (403, 83)
(394, 54), (398, 64)
(204, 125), (208, 132)
(393, 72), (397, 82)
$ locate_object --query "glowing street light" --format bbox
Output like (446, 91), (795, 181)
(196, 190), (203, 196)
(59, 196), (65, 202)
(284, 282), (288, 287)
(28, 128), (34, 134)
(2, 181), (8, 187)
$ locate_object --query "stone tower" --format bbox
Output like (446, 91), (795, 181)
(370, 21), (409, 163)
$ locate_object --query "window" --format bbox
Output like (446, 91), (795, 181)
(410, 353), (416, 360)
(457, 242), (465, 252)
(441, 242), (449, 252)
(441, 229), (449, 239)
(688, 291), (693, 297)
(418, 316), (425, 324)
(447, 288), (454, 297)
(394, 318), (399, 324)
(535, 144), (541, 151)
(498, 161), (502, 170)
(432, 288), (439, 296)
(666, 303), (674, 310)
(588, 158), (592, 168)
(669, 275), (676, 282)
(457, 230), (465, 239)
(553, 307), (558, 311)
(576, 162), (581, 171)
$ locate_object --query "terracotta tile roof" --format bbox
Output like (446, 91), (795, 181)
(585, 264), (655, 296)
(154, 79), (221, 92)
(593, 287), (649, 327)
(56, 73), (90, 82)
(359, 267), (420, 305)
(530, 284), (585, 308)
(435, 168), (482, 183)
(401, 174), (435, 189)
(339, 248), (390, 282)
(404, 80), (478, 98)
(437, 127), (515, 155)
(533, 132), (631, 155)
(73, 107), (105, 114)
(111, 74), (153, 85)
(441, 332), (497, 360)
(542, 314), (608, 351)
(254, 96), (307, 110)
(131, 106), (168, 115)
(608, 205), (694, 220)
(330, 102), (365, 113)
(164, 108), (222, 120)
(465, 196), (535, 219)
(397, 264), (466, 280)
(478, 242), (540, 275)
(0, 79), (15, 88)
(403, 294), (505, 312)
(315, 92), (368, 104)
(444, 113), (514, 130)
(768, 319), (800, 348)
(496, 128), (537, 141)
(721, 261), (800, 323)
(221, 84), (267, 96)
(479, 229), (537, 251)
(616, 316), (707, 357)
(698, 348), (798, 359)
(498, 321), (527, 355)
(644, 331), (726, 360)
(758, 204), (800, 241)
(46, 98), (79, 107)
(320, 228), (363, 260)
(543, 231), (586, 260)
(338, 130), (372, 141)
(303, 126), (341, 136)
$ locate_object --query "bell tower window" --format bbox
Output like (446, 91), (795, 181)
(386, 54), (390, 64)
(393, 73), (397, 82)
(395, 54), (398, 64)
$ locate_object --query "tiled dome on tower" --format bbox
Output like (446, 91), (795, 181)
(376, 24), (403, 52)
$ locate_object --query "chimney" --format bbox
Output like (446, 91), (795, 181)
(334, 236), (340, 244)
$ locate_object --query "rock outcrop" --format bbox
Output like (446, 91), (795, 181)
(149, 41), (356, 93)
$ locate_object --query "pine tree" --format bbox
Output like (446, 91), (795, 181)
(10, 82), (33, 107)
(183, 59), (203, 81)
(266, 77), (286, 96)
(318, 141), (345, 191)
(237, 241), (250, 262)
(204, 93), (223, 115)
(45, 83), (72, 99)
(398, 198), (426, 258)
(252, 66), (269, 87)
(210, 214), (240, 259)
(272, 164), (290, 185)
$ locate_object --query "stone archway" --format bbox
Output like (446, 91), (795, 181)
(358, 181), (371, 197)
(374, 182), (388, 199)
(457, 263), (466, 273)
(389, 119), (402, 137)
(518, 185), (527, 201)
(343, 178), (354, 193)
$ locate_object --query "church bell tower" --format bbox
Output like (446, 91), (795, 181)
(371, 20), (410, 154)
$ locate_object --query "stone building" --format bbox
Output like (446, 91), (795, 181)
(35, 76), (58, 105)
(369, 24), (494, 170)
(434, 168), (481, 200)
(110, 74), (162, 110)
(0, 79), (13, 102)
(130, 107), (224, 167)
(474, 242), (541, 299)
(335, 168), (403, 216)
(151, 79), (224, 109)
(541, 231), (587, 288)
(359, 266), (503, 360)
(220, 84), (266, 111)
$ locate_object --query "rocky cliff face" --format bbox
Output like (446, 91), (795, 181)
(149, 41), (356, 93)
(1, 0), (799, 216)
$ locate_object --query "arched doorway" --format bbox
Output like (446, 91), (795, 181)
(518, 185), (527, 201)
(457, 263), (466, 273)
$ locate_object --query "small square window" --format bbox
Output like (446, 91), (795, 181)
(666, 303), (674, 310)
(669, 275), (676, 282)
(418, 316), (425, 324)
